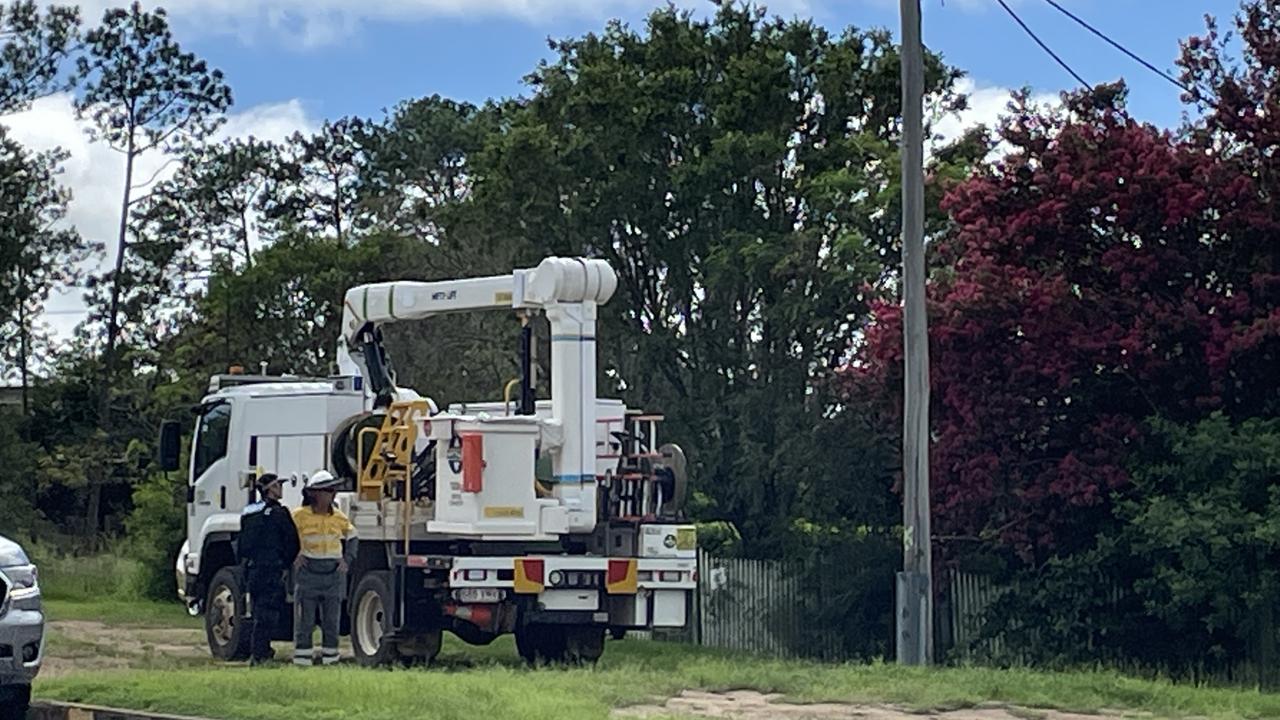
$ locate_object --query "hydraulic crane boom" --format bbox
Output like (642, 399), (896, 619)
(336, 257), (616, 395)
(334, 256), (618, 532)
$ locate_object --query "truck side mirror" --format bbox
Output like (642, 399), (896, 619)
(159, 420), (182, 472)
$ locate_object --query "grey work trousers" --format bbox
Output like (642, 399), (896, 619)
(293, 562), (344, 665)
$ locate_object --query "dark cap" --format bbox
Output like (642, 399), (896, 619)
(255, 473), (282, 491)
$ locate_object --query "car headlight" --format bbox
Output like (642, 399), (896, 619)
(3, 564), (39, 598)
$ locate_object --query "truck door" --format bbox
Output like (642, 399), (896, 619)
(187, 401), (233, 557)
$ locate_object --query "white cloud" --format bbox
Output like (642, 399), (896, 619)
(78, 0), (815, 48)
(931, 77), (1060, 154)
(220, 99), (315, 143)
(0, 95), (317, 344)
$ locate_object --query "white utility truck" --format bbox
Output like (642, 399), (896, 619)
(162, 257), (696, 665)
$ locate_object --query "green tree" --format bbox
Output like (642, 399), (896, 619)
(74, 1), (232, 409)
(0, 0), (79, 113)
(1124, 414), (1280, 677)
(360, 95), (495, 240)
(74, 2), (232, 529)
(139, 137), (278, 270)
(125, 468), (186, 599)
(264, 118), (369, 246)
(470, 4), (968, 553)
(358, 97), (526, 403)
(173, 233), (410, 379)
(0, 409), (40, 536)
(0, 129), (93, 414)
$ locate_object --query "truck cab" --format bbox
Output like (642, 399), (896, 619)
(169, 374), (363, 659)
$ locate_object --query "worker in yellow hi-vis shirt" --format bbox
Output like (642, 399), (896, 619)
(291, 470), (358, 666)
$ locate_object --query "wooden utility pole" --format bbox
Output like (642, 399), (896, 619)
(896, 0), (933, 666)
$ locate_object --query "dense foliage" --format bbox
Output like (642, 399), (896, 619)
(468, 5), (975, 554)
(848, 0), (1280, 674)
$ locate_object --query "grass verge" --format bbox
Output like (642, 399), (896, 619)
(43, 599), (200, 627)
(36, 636), (1280, 720)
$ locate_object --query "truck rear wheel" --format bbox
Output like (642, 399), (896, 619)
(396, 629), (443, 666)
(350, 571), (399, 667)
(563, 625), (605, 665)
(515, 623), (561, 664)
(516, 624), (604, 665)
(205, 567), (251, 661)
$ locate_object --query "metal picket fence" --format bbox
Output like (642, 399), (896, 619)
(943, 569), (1005, 659)
(661, 552), (1000, 662)
(686, 549), (849, 660)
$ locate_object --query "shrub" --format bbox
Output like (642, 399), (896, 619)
(124, 470), (186, 601)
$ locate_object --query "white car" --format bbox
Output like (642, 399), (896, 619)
(0, 536), (42, 720)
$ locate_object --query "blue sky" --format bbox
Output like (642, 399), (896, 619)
(175, 0), (1236, 129)
(0, 0), (1247, 341)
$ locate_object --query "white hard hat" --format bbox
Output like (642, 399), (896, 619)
(306, 470), (342, 491)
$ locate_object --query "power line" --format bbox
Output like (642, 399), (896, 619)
(995, 0), (1092, 90)
(1040, 0), (1203, 101)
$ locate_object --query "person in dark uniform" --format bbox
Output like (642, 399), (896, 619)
(237, 472), (300, 666)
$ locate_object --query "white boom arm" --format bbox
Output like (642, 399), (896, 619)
(338, 257), (616, 349)
(336, 257), (618, 532)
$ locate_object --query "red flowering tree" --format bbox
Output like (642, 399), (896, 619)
(850, 13), (1280, 564)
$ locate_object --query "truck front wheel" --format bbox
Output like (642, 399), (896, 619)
(350, 571), (399, 667)
(205, 567), (250, 661)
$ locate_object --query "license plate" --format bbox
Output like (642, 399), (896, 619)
(455, 587), (504, 603)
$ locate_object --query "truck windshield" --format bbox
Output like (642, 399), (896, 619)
(192, 403), (231, 481)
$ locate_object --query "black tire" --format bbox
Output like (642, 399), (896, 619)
(609, 627), (627, 641)
(516, 623), (555, 664)
(205, 567), (251, 661)
(563, 625), (605, 665)
(331, 412), (385, 484)
(517, 623), (599, 665)
(0, 685), (30, 720)
(396, 629), (443, 667)
(350, 571), (399, 667)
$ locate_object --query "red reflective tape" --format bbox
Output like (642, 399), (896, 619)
(606, 559), (638, 594)
(607, 559), (628, 584)
(523, 558), (544, 584)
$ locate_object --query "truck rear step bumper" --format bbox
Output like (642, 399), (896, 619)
(407, 554), (696, 629)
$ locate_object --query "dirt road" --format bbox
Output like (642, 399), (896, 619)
(41, 619), (210, 678)
(616, 691), (1134, 720)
